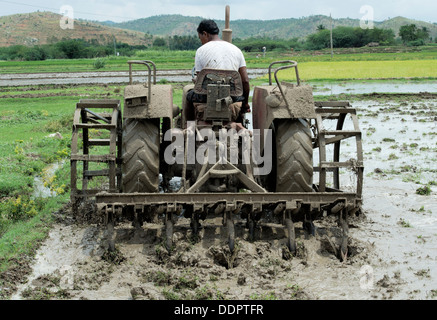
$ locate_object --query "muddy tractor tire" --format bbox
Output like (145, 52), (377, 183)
(122, 118), (160, 193)
(275, 119), (313, 192)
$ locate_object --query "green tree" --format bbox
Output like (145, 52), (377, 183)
(169, 35), (200, 50)
(399, 24), (429, 44)
(305, 29), (330, 50)
(24, 46), (47, 61)
(153, 37), (167, 48)
(333, 26), (357, 48)
(416, 27), (430, 41)
(305, 26), (395, 49)
(56, 39), (86, 59)
(233, 37), (291, 52)
(369, 28), (395, 45)
(399, 24), (418, 42)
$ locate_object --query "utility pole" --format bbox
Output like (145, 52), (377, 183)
(113, 36), (117, 56)
(330, 13), (333, 59)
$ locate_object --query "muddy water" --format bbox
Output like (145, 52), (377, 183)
(0, 69), (268, 86)
(312, 80), (437, 95)
(10, 96), (437, 300)
(32, 161), (65, 198)
(11, 225), (101, 299)
(341, 97), (437, 299)
(360, 179), (437, 299)
(2, 71), (437, 95)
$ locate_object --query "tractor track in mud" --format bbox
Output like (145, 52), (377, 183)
(9, 204), (374, 300)
(7, 192), (435, 301)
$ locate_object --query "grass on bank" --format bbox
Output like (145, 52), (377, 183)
(0, 89), (124, 298)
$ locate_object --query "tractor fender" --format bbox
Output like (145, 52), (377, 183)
(252, 84), (316, 131)
(124, 84), (174, 120)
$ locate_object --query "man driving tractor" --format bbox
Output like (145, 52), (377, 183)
(184, 19), (251, 125)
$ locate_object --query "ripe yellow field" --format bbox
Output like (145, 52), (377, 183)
(265, 59), (437, 81)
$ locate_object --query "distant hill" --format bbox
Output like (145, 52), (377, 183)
(0, 12), (151, 47)
(113, 14), (204, 37)
(0, 11), (436, 48)
(378, 16), (437, 38)
(105, 14), (437, 40)
(102, 14), (359, 39)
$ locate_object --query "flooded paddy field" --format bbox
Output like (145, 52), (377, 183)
(0, 69), (268, 86)
(4, 82), (437, 301)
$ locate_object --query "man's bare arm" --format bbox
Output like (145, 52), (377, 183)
(239, 66), (251, 112)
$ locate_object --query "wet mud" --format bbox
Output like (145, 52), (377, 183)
(7, 94), (437, 300)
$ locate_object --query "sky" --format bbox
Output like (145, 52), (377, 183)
(1, 0), (436, 23)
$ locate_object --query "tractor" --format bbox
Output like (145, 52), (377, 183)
(70, 6), (363, 261)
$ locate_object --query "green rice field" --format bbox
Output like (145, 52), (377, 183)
(1, 45), (437, 78)
(266, 59), (437, 81)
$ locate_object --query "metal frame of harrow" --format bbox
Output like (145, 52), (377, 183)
(70, 99), (122, 215)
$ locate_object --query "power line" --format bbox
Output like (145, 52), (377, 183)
(0, 0), (56, 11)
(0, 0), (137, 21)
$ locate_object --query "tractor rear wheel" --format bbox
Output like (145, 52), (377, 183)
(122, 118), (160, 193)
(275, 119), (313, 192)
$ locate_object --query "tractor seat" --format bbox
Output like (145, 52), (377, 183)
(194, 69), (243, 97)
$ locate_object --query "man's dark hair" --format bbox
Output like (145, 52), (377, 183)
(197, 19), (219, 35)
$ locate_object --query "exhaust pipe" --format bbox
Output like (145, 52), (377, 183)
(222, 5), (232, 43)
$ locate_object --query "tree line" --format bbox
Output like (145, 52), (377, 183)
(152, 25), (425, 52)
(0, 38), (151, 61)
(398, 24), (432, 46)
(0, 24), (433, 61)
(305, 26), (396, 50)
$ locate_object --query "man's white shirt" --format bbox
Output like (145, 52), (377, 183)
(195, 40), (246, 72)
